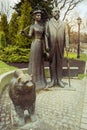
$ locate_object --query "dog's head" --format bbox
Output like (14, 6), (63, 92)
(14, 70), (34, 94)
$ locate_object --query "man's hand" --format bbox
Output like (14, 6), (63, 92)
(66, 46), (70, 52)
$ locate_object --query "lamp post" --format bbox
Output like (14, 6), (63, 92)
(77, 17), (82, 58)
(0, 12), (1, 21)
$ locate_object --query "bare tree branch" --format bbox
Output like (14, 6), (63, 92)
(54, 0), (58, 7)
(62, 0), (74, 20)
(60, 0), (69, 10)
(69, 0), (82, 10)
(58, 0), (63, 4)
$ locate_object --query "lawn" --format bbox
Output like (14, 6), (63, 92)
(0, 61), (17, 75)
(64, 52), (87, 79)
(64, 52), (87, 61)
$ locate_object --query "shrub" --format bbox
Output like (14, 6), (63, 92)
(0, 31), (6, 48)
(0, 45), (30, 63)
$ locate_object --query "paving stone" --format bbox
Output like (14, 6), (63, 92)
(83, 110), (87, 113)
(0, 126), (2, 129)
(82, 113), (87, 118)
(81, 118), (87, 124)
(81, 123), (87, 129)
(5, 121), (11, 125)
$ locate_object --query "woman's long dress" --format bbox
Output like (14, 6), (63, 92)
(28, 24), (47, 88)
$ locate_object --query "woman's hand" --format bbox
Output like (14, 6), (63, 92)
(20, 30), (25, 36)
(46, 47), (50, 52)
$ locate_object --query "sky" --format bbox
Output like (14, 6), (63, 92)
(77, 0), (87, 18)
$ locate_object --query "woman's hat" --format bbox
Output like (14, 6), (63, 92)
(30, 4), (49, 20)
(32, 9), (42, 15)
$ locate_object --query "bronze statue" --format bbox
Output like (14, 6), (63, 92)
(21, 9), (47, 89)
(45, 7), (69, 88)
(9, 70), (36, 126)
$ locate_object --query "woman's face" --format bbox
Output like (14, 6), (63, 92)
(35, 13), (41, 21)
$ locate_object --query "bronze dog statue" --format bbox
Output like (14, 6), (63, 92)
(9, 70), (36, 126)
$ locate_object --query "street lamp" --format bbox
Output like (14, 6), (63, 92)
(77, 17), (82, 58)
(0, 12), (1, 21)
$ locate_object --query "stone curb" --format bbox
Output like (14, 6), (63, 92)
(0, 68), (28, 96)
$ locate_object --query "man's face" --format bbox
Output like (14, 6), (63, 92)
(52, 8), (60, 20)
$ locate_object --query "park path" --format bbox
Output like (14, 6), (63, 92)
(0, 77), (87, 130)
(0, 87), (12, 130)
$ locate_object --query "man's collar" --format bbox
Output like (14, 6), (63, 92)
(51, 17), (60, 23)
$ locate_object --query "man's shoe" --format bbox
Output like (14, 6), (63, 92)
(58, 80), (65, 88)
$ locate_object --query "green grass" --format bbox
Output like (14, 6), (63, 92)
(78, 74), (87, 79)
(64, 52), (87, 79)
(64, 52), (87, 61)
(0, 61), (17, 75)
(80, 54), (87, 61)
(0, 61), (17, 94)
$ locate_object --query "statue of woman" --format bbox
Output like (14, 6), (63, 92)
(21, 9), (47, 88)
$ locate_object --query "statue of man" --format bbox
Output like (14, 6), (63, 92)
(45, 7), (69, 88)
